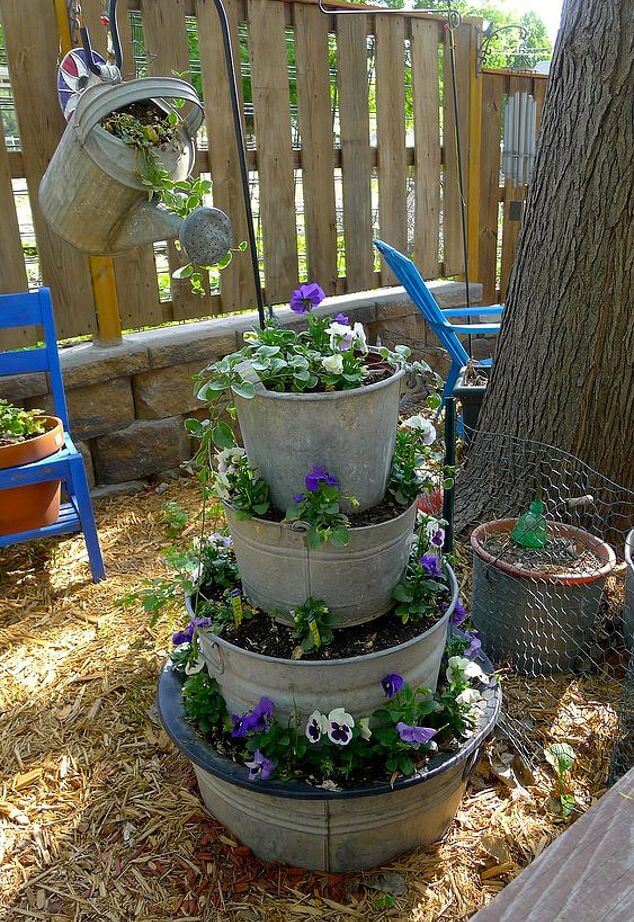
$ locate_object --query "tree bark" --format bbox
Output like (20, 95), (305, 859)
(456, 0), (634, 528)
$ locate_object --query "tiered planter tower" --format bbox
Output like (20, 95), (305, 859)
(159, 362), (501, 872)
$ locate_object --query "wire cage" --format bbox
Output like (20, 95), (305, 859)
(452, 429), (634, 797)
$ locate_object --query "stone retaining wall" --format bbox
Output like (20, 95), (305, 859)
(0, 283), (483, 491)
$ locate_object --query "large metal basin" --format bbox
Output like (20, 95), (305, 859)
(158, 657), (500, 872)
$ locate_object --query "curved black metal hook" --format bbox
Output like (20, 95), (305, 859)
(109, 0), (123, 71)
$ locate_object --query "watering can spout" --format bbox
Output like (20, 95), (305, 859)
(112, 200), (183, 252)
(112, 202), (233, 266)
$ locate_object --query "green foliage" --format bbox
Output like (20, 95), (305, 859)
(392, 556), (448, 625)
(210, 448), (271, 518)
(291, 598), (337, 652)
(0, 400), (45, 446)
(388, 406), (443, 507)
(545, 742), (577, 818)
(285, 480), (357, 549)
(545, 742), (576, 776)
(120, 535), (238, 625)
(183, 670), (227, 733)
(161, 501), (189, 537)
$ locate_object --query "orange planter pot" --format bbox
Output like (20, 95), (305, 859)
(0, 417), (64, 537)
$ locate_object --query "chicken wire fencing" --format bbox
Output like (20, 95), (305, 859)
(450, 429), (634, 795)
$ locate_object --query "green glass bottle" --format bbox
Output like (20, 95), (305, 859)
(511, 500), (547, 548)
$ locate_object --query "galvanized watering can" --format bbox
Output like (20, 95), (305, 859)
(39, 77), (232, 263)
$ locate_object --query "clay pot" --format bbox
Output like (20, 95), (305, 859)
(0, 417), (64, 536)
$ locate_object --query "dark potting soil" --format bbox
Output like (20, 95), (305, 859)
(260, 493), (409, 526)
(482, 531), (603, 575)
(195, 590), (448, 661)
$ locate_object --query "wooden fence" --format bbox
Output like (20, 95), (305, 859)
(0, 0), (548, 345)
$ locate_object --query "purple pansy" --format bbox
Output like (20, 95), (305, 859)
(333, 312), (349, 324)
(230, 697), (275, 738)
(172, 616), (212, 645)
(290, 282), (325, 314)
(305, 465), (339, 493)
(450, 599), (468, 627)
(245, 749), (275, 781)
(420, 553), (443, 579)
(396, 722), (438, 746)
(172, 623), (195, 646)
(210, 532), (233, 548)
(455, 628), (482, 660)
(293, 492), (306, 504)
(382, 673), (405, 698)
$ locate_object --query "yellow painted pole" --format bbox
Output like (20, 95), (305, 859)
(53, 0), (123, 346)
(466, 19), (484, 289)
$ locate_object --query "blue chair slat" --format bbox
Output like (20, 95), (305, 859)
(0, 288), (105, 581)
(442, 306), (504, 318)
(0, 348), (50, 375)
(0, 298), (43, 328)
(374, 239), (501, 403)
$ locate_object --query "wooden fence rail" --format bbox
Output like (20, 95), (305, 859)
(0, 0), (548, 344)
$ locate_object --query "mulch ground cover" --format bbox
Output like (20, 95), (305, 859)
(0, 480), (621, 921)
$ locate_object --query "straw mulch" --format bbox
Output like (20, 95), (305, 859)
(0, 481), (619, 922)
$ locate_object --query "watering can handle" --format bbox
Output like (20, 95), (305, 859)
(74, 77), (204, 144)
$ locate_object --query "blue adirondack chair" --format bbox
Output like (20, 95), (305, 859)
(374, 239), (504, 401)
(0, 288), (105, 581)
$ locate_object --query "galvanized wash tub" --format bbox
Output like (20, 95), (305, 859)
(192, 562), (457, 723)
(471, 519), (616, 674)
(158, 659), (500, 872)
(625, 529), (634, 650)
(39, 77), (203, 254)
(224, 499), (417, 627)
(233, 366), (405, 513)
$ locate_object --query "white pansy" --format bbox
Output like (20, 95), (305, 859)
(243, 330), (258, 342)
(326, 707), (355, 746)
(446, 656), (489, 685)
(305, 710), (328, 744)
(185, 654), (205, 676)
(401, 414), (436, 445)
(401, 414), (426, 430)
(217, 446), (246, 475)
(359, 717), (372, 741)
(322, 353), (344, 375)
(352, 322), (368, 353)
(456, 688), (483, 707)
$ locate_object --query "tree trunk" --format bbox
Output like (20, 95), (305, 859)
(456, 0), (634, 529)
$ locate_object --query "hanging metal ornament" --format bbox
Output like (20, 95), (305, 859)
(57, 47), (107, 120)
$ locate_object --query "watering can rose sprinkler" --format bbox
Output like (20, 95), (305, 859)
(38, 75), (234, 272)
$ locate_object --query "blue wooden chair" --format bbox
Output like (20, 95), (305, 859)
(0, 288), (106, 581)
(374, 239), (504, 402)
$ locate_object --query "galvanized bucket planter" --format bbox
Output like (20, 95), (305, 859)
(224, 499), (417, 627)
(471, 519), (616, 674)
(158, 658), (500, 872)
(192, 562), (457, 723)
(39, 77), (204, 254)
(625, 530), (634, 651)
(233, 366), (405, 513)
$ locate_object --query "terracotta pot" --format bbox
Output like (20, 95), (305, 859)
(470, 518), (616, 673)
(0, 417), (64, 536)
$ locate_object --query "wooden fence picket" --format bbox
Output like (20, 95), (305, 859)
(247, 0), (298, 304)
(337, 14), (374, 292)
